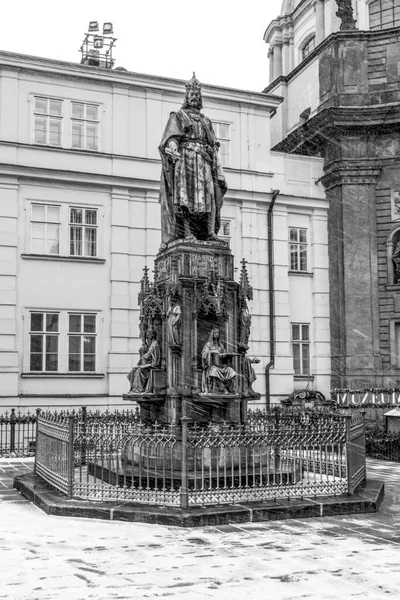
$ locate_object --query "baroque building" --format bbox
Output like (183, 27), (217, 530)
(264, 0), (400, 388)
(0, 48), (329, 411)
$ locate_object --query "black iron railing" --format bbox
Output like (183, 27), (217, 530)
(0, 409), (40, 457)
(366, 428), (400, 462)
(34, 406), (366, 506)
(0, 407), (140, 459)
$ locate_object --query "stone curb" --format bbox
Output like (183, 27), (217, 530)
(0, 457), (35, 464)
(14, 472), (385, 528)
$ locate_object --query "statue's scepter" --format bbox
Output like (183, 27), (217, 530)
(165, 143), (181, 209)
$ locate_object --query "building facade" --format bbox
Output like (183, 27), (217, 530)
(0, 49), (329, 410)
(264, 0), (400, 389)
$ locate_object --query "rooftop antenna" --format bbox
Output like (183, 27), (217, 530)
(80, 21), (117, 69)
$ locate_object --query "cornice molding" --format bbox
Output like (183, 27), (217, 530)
(321, 166), (381, 191)
(0, 50), (282, 109)
(271, 106), (400, 156)
(263, 25), (400, 93)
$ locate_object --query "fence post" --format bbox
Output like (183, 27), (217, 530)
(33, 408), (41, 476)
(345, 413), (353, 495)
(67, 414), (75, 500)
(180, 397), (189, 510)
(10, 408), (16, 454)
(81, 405), (87, 466)
(361, 409), (367, 483)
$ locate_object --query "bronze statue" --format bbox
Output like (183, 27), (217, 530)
(127, 330), (161, 393)
(158, 73), (227, 248)
(201, 328), (236, 394)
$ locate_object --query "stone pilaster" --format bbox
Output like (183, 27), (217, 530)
(268, 48), (274, 84)
(315, 0), (325, 45)
(310, 209), (330, 392)
(0, 177), (19, 399)
(273, 43), (283, 79)
(322, 167), (381, 388)
(108, 187), (143, 397)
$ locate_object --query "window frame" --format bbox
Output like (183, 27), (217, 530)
(31, 95), (101, 151)
(69, 207), (98, 258)
(301, 35), (316, 61)
(220, 219), (231, 240)
(71, 101), (100, 151)
(33, 96), (63, 147)
(25, 309), (101, 375)
(30, 203), (61, 256)
(68, 313), (97, 373)
(212, 121), (231, 167)
(291, 323), (311, 376)
(29, 311), (60, 373)
(289, 227), (308, 273)
(26, 201), (101, 260)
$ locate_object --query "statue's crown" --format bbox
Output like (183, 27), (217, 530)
(185, 72), (202, 92)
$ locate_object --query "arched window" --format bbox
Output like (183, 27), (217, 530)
(301, 36), (316, 60)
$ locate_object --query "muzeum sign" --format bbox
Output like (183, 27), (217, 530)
(332, 389), (400, 407)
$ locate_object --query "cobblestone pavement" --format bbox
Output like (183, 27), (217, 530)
(0, 458), (399, 600)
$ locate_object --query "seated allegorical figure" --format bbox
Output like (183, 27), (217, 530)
(127, 330), (161, 394)
(201, 328), (236, 394)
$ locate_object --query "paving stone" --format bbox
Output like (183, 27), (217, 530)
(0, 457), (399, 598)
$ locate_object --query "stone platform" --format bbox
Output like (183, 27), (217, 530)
(14, 471), (384, 528)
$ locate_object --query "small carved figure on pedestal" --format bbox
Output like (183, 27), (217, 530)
(335, 0), (357, 30)
(393, 241), (400, 283)
(243, 357), (260, 397)
(167, 302), (182, 346)
(127, 330), (161, 394)
(239, 304), (251, 350)
(201, 328), (236, 394)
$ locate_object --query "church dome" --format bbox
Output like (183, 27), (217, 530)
(280, 0), (302, 16)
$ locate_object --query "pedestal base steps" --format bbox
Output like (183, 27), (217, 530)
(14, 472), (384, 528)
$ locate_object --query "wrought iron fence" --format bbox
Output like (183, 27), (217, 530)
(366, 427), (400, 462)
(0, 406), (140, 459)
(0, 409), (39, 457)
(34, 406), (366, 507)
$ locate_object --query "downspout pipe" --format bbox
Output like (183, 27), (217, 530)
(265, 189), (280, 410)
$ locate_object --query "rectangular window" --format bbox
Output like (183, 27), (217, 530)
(33, 97), (63, 146)
(71, 102), (99, 150)
(68, 313), (96, 372)
(220, 219), (231, 239)
(69, 207), (98, 257)
(289, 227), (308, 272)
(30, 204), (61, 255)
(29, 312), (59, 372)
(213, 122), (231, 167)
(291, 323), (310, 375)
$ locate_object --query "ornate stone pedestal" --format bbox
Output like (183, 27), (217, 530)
(124, 237), (257, 424)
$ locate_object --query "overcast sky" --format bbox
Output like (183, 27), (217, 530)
(3, 0), (281, 92)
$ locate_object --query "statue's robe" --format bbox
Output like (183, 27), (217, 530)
(201, 339), (236, 394)
(127, 340), (161, 393)
(158, 108), (227, 244)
